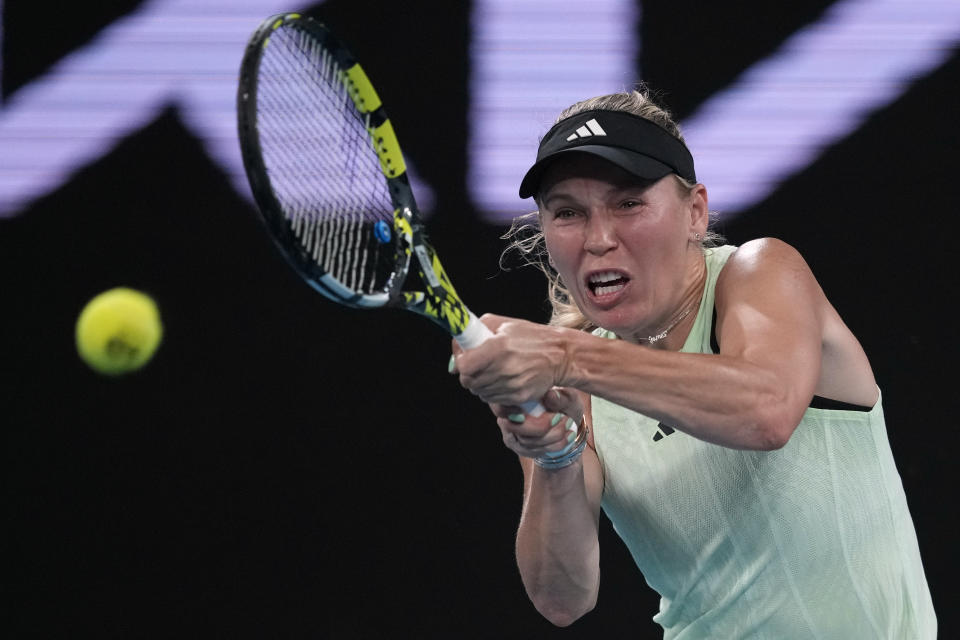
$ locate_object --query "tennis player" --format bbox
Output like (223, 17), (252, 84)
(452, 89), (936, 637)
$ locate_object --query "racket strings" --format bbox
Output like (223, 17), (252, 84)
(255, 25), (396, 296)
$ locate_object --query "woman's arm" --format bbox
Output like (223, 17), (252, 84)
(507, 389), (604, 627)
(566, 238), (870, 449)
(465, 388), (604, 627)
(515, 441), (604, 626)
(454, 380), (603, 627)
(457, 239), (874, 450)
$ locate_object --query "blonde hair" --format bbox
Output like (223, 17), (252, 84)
(502, 88), (724, 330)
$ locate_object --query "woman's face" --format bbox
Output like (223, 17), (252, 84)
(538, 155), (704, 341)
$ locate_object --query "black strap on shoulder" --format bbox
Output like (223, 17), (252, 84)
(808, 395), (872, 412)
(710, 307), (720, 354)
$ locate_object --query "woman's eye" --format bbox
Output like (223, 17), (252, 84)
(620, 199), (642, 209)
(554, 209), (579, 219)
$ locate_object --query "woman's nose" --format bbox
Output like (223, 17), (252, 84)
(583, 214), (618, 255)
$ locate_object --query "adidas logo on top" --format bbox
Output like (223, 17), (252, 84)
(566, 118), (607, 141)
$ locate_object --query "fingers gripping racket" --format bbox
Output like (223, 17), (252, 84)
(237, 13), (543, 416)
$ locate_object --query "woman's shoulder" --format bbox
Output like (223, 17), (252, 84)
(720, 238), (813, 282)
(725, 237), (805, 264)
(716, 238), (824, 306)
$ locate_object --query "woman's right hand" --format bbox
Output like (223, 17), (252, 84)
(490, 387), (584, 459)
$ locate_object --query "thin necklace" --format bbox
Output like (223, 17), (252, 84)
(643, 298), (700, 344)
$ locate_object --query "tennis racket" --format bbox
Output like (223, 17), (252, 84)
(237, 13), (544, 416)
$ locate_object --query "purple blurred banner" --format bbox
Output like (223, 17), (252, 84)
(468, 0), (960, 221)
(0, 0), (435, 217)
(1, 0), (959, 220)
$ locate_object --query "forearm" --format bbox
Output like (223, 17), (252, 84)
(562, 330), (808, 450)
(516, 457), (600, 627)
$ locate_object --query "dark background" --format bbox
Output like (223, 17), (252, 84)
(2, 1), (956, 637)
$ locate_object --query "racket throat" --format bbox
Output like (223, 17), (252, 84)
(391, 205), (472, 337)
(414, 245), (442, 288)
(397, 205), (443, 292)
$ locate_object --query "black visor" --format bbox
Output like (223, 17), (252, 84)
(518, 109), (696, 199)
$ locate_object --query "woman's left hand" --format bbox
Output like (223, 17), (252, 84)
(451, 314), (572, 408)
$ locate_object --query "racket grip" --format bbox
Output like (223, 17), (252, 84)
(454, 315), (545, 417)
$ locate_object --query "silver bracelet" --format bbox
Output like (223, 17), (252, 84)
(534, 417), (589, 470)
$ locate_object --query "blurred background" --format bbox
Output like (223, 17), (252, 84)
(2, 0), (957, 637)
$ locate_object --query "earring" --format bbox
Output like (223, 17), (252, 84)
(693, 232), (702, 241)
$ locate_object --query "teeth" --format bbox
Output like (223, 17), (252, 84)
(588, 271), (628, 297)
(594, 283), (625, 296)
(589, 271), (622, 284)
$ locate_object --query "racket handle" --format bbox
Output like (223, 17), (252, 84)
(455, 315), (545, 417)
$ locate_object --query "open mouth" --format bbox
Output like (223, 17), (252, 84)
(587, 271), (630, 297)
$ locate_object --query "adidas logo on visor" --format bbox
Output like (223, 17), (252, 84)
(565, 118), (607, 141)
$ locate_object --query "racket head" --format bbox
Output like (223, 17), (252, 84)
(237, 13), (414, 309)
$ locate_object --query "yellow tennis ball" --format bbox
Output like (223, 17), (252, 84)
(75, 287), (163, 375)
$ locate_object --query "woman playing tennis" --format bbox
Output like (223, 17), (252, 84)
(451, 88), (936, 638)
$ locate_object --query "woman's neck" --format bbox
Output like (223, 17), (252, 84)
(628, 250), (707, 351)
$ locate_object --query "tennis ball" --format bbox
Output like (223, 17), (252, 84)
(75, 287), (163, 376)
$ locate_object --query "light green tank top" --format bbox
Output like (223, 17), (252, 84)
(591, 245), (936, 639)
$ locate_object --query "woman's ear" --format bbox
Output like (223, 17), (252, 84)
(688, 183), (709, 236)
